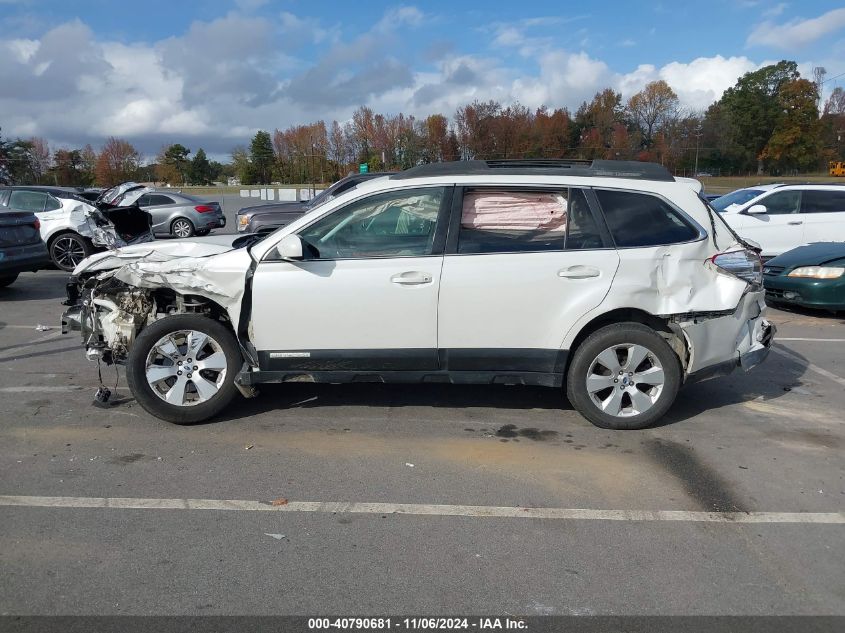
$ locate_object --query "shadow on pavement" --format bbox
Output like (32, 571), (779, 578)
(211, 382), (574, 426)
(0, 271), (68, 302)
(657, 344), (810, 427)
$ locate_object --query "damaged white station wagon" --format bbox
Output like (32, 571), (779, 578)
(62, 160), (775, 429)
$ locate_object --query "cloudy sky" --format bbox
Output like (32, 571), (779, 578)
(2, 0), (844, 159)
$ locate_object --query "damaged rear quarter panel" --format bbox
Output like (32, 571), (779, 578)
(561, 239), (755, 371)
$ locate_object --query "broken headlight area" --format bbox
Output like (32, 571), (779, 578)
(62, 273), (215, 365)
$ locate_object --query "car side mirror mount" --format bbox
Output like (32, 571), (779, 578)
(746, 204), (767, 215)
(272, 234), (304, 261)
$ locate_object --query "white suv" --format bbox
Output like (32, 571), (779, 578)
(717, 184), (845, 258)
(62, 160), (774, 430)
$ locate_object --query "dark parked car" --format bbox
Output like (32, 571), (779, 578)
(763, 242), (845, 312)
(237, 172), (392, 234)
(0, 208), (50, 287)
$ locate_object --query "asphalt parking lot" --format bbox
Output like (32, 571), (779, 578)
(0, 270), (843, 616)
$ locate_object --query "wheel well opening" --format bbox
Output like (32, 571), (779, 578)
(566, 308), (687, 374)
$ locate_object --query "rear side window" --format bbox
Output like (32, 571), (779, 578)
(595, 189), (700, 248)
(457, 188), (603, 254)
(8, 191), (47, 212)
(0, 190), (9, 206)
(148, 194), (175, 205)
(801, 190), (845, 214)
(44, 195), (62, 211)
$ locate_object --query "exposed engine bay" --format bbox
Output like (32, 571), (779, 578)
(62, 236), (257, 365)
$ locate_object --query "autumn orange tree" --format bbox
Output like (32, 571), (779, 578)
(94, 137), (140, 186)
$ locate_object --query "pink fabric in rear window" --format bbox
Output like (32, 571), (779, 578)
(461, 191), (567, 231)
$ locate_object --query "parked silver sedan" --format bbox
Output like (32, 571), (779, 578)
(118, 190), (226, 238)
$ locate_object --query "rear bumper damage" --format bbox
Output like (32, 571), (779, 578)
(679, 290), (776, 383)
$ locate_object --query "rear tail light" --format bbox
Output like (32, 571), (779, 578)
(194, 205), (215, 213)
(708, 250), (762, 287)
(33, 218), (40, 230)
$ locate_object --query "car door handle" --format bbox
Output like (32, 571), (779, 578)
(787, 220), (803, 225)
(558, 265), (601, 279)
(390, 271), (433, 285)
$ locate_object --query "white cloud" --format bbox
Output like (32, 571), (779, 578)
(376, 6), (425, 32)
(747, 7), (845, 49)
(763, 3), (788, 19)
(618, 55), (761, 110)
(0, 9), (816, 160)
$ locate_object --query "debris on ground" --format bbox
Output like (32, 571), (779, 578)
(245, 444), (254, 450)
(264, 533), (285, 540)
(35, 324), (51, 331)
(405, 462), (414, 468)
(270, 497), (288, 506)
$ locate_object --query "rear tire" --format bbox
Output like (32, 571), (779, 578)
(170, 218), (195, 238)
(126, 314), (242, 424)
(0, 274), (18, 288)
(566, 322), (682, 430)
(49, 232), (93, 271)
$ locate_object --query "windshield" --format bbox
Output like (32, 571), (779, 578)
(710, 188), (764, 212)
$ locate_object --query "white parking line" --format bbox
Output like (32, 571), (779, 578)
(772, 345), (845, 388)
(0, 386), (84, 393)
(0, 495), (842, 524)
(777, 338), (845, 342)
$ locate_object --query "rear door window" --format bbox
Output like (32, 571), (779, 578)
(8, 191), (48, 212)
(800, 190), (845, 214)
(456, 188), (603, 254)
(595, 189), (700, 247)
(147, 194), (175, 206)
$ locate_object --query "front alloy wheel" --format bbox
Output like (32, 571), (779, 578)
(126, 314), (242, 424)
(145, 330), (228, 406)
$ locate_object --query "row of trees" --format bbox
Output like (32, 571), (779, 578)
(2, 59), (841, 187)
(230, 60), (841, 183)
(0, 131), (227, 187)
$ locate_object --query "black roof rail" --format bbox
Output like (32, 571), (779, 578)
(773, 181), (845, 187)
(389, 159), (675, 182)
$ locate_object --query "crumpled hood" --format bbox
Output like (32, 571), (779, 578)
(73, 234), (243, 275)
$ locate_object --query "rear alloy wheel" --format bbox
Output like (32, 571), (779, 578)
(126, 314), (242, 424)
(49, 232), (92, 271)
(0, 274), (19, 288)
(170, 218), (195, 238)
(566, 323), (681, 430)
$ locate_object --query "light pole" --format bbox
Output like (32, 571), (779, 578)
(693, 125), (703, 176)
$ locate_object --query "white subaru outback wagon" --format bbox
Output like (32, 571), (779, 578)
(62, 160), (775, 430)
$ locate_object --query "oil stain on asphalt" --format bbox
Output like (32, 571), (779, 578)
(644, 438), (747, 513)
(495, 424), (558, 441)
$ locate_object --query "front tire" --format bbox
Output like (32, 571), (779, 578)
(566, 323), (681, 430)
(126, 314), (242, 424)
(49, 232), (93, 271)
(170, 218), (195, 238)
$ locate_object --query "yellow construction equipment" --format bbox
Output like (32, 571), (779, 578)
(829, 161), (845, 176)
